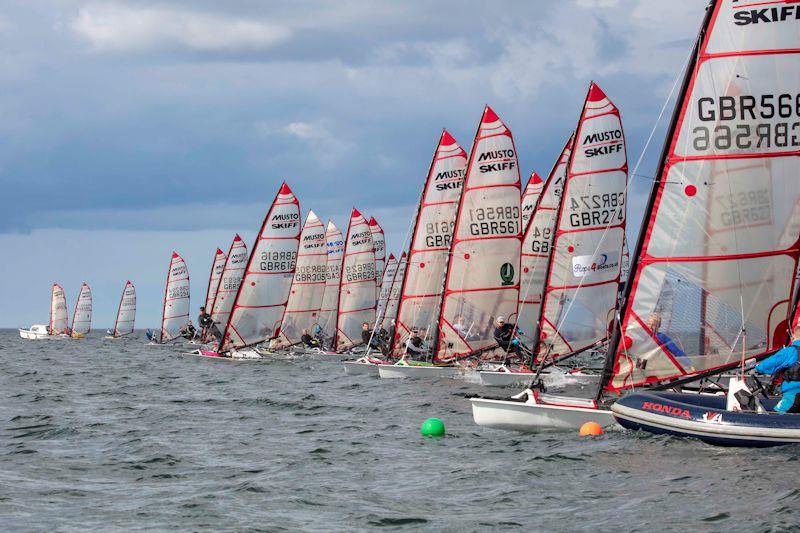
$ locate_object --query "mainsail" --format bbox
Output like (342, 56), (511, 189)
(49, 283), (68, 335)
(369, 216), (386, 302)
(160, 252), (190, 342)
(517, 136), (573, 351)
(604, 0), (800, 392)
(376, 253), (398, 323)
(318, 221), (345, 348)
(112, 281), (136, 337)
(521, 171), (544, 231)
(277, 211), (327, 346)
(534, 83), (627, 362)
(391, 130), (467, 355)
(381, 251), (407, 331)
(210, 234), (248, 331)
(436, 106), (522, 361)
(334, 208), (377, 351)
(71, 282), (93, 336)
(204, 248), (227, 311)
(220, 183), (301, 352)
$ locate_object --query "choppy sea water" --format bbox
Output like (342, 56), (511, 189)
(1, 330), (798, 532)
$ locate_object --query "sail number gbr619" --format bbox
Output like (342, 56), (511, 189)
(568, 192), (625, 228)
(467, 206), (520, 236)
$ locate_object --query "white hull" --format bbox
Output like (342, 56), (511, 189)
(478, 368), (601, 388)
(378, 364), (463, 379)
(470, 390), (618, 432)
(343, 360), (381, 375)
(19, 325), (67, 340)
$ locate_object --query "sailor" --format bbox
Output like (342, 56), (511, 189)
(301, 328), (320, 348)
(493, 316), (523, 361)
(361, 322), (381, 350)
(646, 312), (691, 367)
(198, 307), (214, 339)
(453, 314), (470, 339)
(386, 319), (396, 348)
(755, 327), (800, 413)
(146, 328), (157, 342)
(405, 329), (429, 361)
(180, 320), (197, 340)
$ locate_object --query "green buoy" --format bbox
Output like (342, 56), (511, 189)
(420, 417), (445, 437)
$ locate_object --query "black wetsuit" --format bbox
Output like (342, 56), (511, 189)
(494, 323), (522, 360)
(406, 336), (428, 360)
(301, 333), (319, 348)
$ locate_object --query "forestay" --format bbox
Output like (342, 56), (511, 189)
(606, 0), (800, 391)
(391, 130), (467, 355)
(205, 248), (226, 311)
(517, 136), (573, 351)
(381, 251), (407, 331)
(210, 234), (248, 331)
(521, 171), (544, 231)
(375, 253), (398, 323)
(71, 283), (93, 336)
(437, 106), (522, 361)
(369, 217), (386, 302)
(49, 283), (68, 335)
(318, 221), (345, 348)
(113, 281), (136, 337)
(277, 211), (327, 346)
(161, 252), (190, 342)
(536, 83), (627, 361)
(220, 183), (301, 351)
(335, 208), (377, 351)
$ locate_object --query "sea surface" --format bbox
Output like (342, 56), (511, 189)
(1, 329), (798, 532)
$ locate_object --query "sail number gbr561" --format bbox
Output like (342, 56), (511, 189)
(466, 206), (520, 236)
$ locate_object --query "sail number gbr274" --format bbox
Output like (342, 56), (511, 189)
(567, 192), (625, 228)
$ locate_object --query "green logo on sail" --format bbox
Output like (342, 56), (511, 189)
(500, 263), (514, 286)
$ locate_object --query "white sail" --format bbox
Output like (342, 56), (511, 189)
(277, 210), (327, 346)
(204, 248), (227, 311)
(318, 221), (345, 348)
(381, 251), (407, 332)
(113, 281), (136, 337)
(521, 171), (544, 231)
(375, 253), (398, 324)
(391, 130), (467, 355)
(437, 106), (522, 361)
(210, 234), (248, 331)
(71, 283), (93, 337)
(221, 183), (301, 351)
(49, 283), (68, 335)
(161, 252), (190, 342)
(335, 208), (377, 351)
(369, 216), (386, 302)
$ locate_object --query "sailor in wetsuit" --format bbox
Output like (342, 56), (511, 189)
(180, 320), (197, 340)
(405, 329), (429, 361)
(493, 316), (523, 362)
(301, 328), (320, 349)
(755, 327), (800, 413)
(198, 307), (217, 341)
(361, 322), (382, 350)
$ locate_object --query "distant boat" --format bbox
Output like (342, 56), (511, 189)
(19, 283), (70, 340)
(70, 283), (92, 339)
(106, 281), (136, 338)
(208, 234), (248, 336)
(204, 247), (227, 312)
(149, 252), (190, 344)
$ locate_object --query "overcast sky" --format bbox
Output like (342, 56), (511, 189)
(0, 0), (704, 328)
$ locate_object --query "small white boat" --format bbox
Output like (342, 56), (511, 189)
(19, 325), (54, 340)
(470, 389), (618, 431)
(378, 361), (463, 379)
(478, 365), (601, 388)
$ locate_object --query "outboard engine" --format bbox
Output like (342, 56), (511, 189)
(727, 377), (766, 414)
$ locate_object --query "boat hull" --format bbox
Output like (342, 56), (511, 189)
(342, 361), (380, 375)
(378, 364), (462, 379)
(612, 391), (800, 447)
(478, 367), (601, 388)
(471, 391), (617, 431)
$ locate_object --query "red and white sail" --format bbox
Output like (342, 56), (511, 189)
(49, 283), (68, 335)
(381, 251), (407, 331)
(318, 221), (345, 347)
(436, 106), (522, 361)
(369, 216), (386, 302)
(160, 252), (190, 341)
(605, 0), (800, 391)
(210, 234), (248, 330)
(112, 281), (136, 337)
(391, 130), (467, 355)
(204, 248), (227, 311)
(535, 83), (627, 361)
(521, 171), (544, 231)
(517, 136), (573, 351)
(277, 211), (327, 346)
(220, 183), (301, 352)
(335, 208), (377, 351)
(376, 253), (398, 323)
(71, 282), (93, 336)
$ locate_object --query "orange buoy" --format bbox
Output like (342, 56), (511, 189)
(579, 421), (603, 436)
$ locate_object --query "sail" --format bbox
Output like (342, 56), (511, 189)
(113, 281), (136, 337)
(369, 216), (386, 302)
(436, 106), (522, 361)
(605, 0), (800, 391)
(375, 253), (398, 324)
(517, 136), (573, 351)
(391, 130), (467, 355)
(381, 251), (407, 331)
(161, 252), (190, 341)
(620, 235), (630, 287)
(210, 234), (248, 331)
(521, 171), (544, 231)
(204, 248), (227, 311)
(49, 283), (68, 334)
(318, 221), (345, 347)
(335, 208), (377, 351)
(71, 283), (93, 336)
(277, 211), (327, 346)
(536, 83), (627, 361)
(220, 183), (301, 351)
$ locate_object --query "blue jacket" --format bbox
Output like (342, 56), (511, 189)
(756, 340), (800, 394)
(655, 332), (691, 367)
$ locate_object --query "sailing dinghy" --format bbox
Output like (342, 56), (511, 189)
(70, 283), (92, 339)
(520, 171), (544, 230)
(149, 252), (190, 344)
(205, 247), (226, 311)
(369, 216), (386, 304)
(316, 221), (345, 352)
(19, 283), (70, 339)
(106, 281), (136, 338)
(207, 234), (248, 341)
